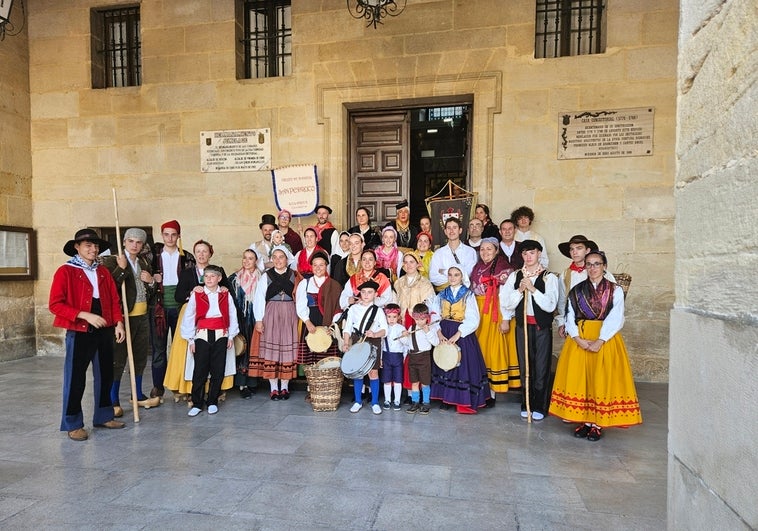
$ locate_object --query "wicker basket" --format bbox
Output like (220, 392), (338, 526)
(614, 272), (632, 298)
(304, 363), (343, 412)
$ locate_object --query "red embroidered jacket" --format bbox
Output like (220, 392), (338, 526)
(49, 264), (123, 332)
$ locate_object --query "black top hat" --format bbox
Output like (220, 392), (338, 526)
(357, 279), (380, 291)
(259, 214), (277, 229)
(520, 239), (543, 252)
(558, 234), (598, 258)
(315, 204), (332, 214)
(63, 228), (111, 257)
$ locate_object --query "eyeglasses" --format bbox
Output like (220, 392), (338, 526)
(586, 262), (604, 268)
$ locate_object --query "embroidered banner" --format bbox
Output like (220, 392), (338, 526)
(271, 164), (319, 217)
(425, 180), (477, 244)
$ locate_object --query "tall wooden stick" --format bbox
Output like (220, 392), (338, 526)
(112, 188), (140, 423)
(523, 289), (532, 424)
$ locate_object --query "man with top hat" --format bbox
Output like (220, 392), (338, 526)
(385, 199), (419, 252)
(102, 228), (161, 417)
(250, 214), (278, 271)
(499, 240), (559, 422)
(312, 204), (339, 256)
(554, 234), (615, 338)
(49, 228), (126, 441)
(149, 219), (196, 400)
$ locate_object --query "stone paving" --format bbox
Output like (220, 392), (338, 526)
(0, 357), (667, 530)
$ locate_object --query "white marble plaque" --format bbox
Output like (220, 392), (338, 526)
(558, 108), (654, 160)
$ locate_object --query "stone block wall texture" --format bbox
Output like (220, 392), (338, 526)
(669, 0), (758, 528)
(0, 13), (35, 362)
(25, 0), (677, 380)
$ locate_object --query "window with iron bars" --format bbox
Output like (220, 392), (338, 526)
(91, 6), (141, 88)
(237, 0), (292, 80)
(535, 0), (605, 59)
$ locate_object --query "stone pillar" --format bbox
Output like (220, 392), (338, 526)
(669, 0), (758, 528)
(0, 8), (34, 361)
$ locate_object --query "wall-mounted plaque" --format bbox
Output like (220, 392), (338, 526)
(200, 128), (271, 172)
(0, 225), (36, 281)
(558, 107), (654, 160)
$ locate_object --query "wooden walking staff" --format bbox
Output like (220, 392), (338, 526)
(523, 289), (532, 424)
(112, 188), (140, 423)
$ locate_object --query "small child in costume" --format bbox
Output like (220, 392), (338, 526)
(180, 265), (239, 417)
(401, 303), (440, 414)
(380, 304), (407, 410)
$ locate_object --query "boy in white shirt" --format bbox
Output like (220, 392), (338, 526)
(401, 303), (440, 414)
(380, 304), (407, 410)
(181, 265), (239, 417)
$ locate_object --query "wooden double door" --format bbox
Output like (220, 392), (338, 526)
(349, 111), (410, 227)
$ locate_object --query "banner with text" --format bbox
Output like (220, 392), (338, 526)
(271, 164), (319, 217)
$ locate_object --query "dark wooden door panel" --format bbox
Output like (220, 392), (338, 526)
(350, 111), (410, 225)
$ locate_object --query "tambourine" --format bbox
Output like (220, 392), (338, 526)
(305, 326), (333, 353)
(233, 334), (248, 356)
(433, 343), (461, 371)
(315, 356), (342, 370)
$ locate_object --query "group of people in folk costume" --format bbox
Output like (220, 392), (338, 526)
(50, 201), (641, 443)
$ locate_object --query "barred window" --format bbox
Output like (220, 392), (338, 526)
(91, 6), (141, 88)
(238, 0), (292, 79)
(535, 0), (605, 59)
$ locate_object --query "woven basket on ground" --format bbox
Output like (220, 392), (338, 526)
(304, 364), (343, 412)
(614, 273), (632, 298)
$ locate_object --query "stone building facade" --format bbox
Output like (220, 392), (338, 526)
(8, 0), (678, 379)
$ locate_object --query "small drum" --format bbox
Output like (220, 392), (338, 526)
(433, 343), (461, 371)
(305, 326), (333, 353)
(341, 341), (378, 379)
(315, 356), (342, 370)
(233, 334), (247, 356)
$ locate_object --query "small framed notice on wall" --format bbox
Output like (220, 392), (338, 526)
(558, 107), (654, 160)
(0, 225), (37, 281)
(200, 128), (272, 172)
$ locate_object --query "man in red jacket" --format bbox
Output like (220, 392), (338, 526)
(49, 228), (126, 441)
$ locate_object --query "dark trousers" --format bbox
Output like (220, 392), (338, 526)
(113, 313), (149, 381)
(191, 330), (227, 409)
(515, 324), (553, 415)
(150, 305), (180, 392)
(61, 329), (115, 431)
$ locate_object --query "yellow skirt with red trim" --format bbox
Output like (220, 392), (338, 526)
(163, 305), (234, 395)
(549, 319), (642, 427)
(475, 295), (521, 393)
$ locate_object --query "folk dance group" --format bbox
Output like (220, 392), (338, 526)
(50, 202), (642, 443)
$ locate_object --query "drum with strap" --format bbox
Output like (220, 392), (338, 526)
(305, 326), (333, 353)
(433, 343), (461, 371)
(340, 341), (378, 379)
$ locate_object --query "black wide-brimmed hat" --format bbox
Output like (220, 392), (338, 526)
(558, 234), (597, 258)
(63, 228), (111, 257)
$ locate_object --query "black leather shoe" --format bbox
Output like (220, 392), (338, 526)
(587, 426), (603, 441)
(574, 424), (592, 438)
(485, 398), (496, 408)
(439, 403), (451, 411)
(270, 390), (280, 401)
(280, 389), (290, 400)
(240, 387), (252, 399)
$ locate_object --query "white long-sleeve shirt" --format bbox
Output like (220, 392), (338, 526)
(565, 283), (625, 342)
(428, 243), (477, 287)
(399, 322), (440, 352)
(499, 270), (559, 320)
(180, 287), (240, 340)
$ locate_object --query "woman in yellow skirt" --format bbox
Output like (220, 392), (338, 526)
(470, 238), (521, 407)
(549, 250), (642, 441)
(164, 240), (235, 402)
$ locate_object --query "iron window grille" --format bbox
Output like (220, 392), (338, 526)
(91, 6), (141, 88)
(535, 0), (605, 59)
(240, 0), (292, 79)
